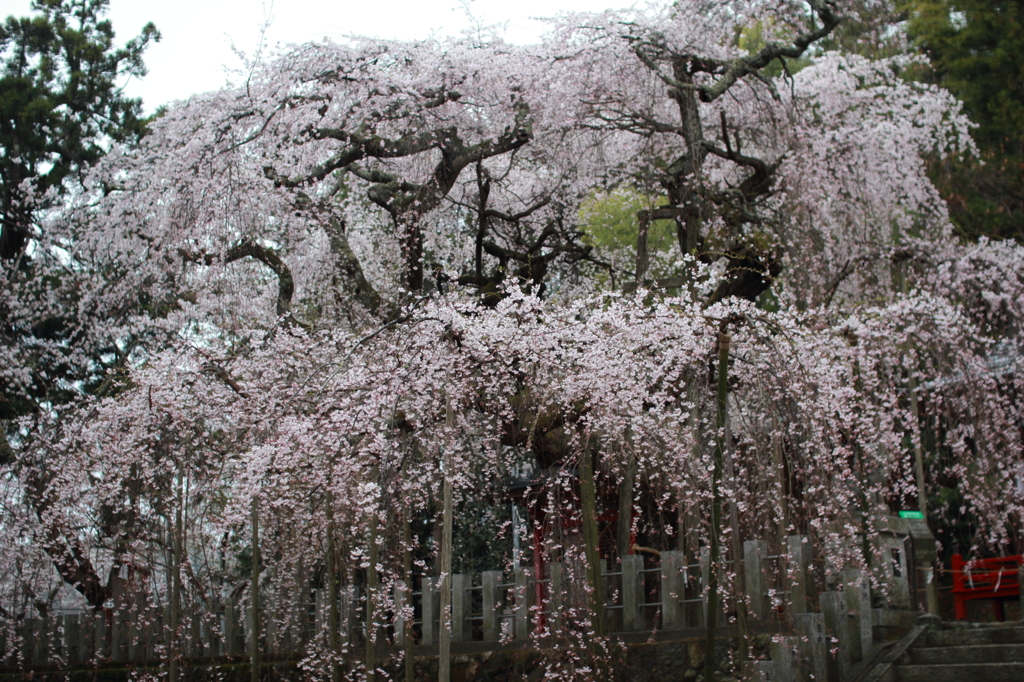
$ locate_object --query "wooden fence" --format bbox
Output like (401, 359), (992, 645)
(1, 532), (918, 681)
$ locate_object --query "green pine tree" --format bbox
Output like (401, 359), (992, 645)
(0, 0), (158, 260)
(905, 1), (1024, 241)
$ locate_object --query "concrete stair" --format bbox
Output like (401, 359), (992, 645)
(894, 623), (1024, 682)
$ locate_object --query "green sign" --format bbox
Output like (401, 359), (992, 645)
(898, 510), (925, 519)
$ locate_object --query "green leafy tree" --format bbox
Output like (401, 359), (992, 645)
(0, 0), (158, 260)
(905, 0), (1024, 240)
(1, 0), (157, 447)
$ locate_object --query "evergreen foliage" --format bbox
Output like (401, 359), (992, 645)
(0, 0), (157, 427)
(906, 0), (1024, 240)
(0, 0), (158, 260)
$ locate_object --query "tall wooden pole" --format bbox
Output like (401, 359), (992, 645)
(438, 395), (455, 682)
(580, 447), (607, 637)
(895, 238), (941, 616)
(724, 440), (749, 660)
(403, 514), (415, 682)
(616, 449), (637, 562)
(366, 509), (379, 682)
(909, 378), (941, 615)
(169, 472), (184, 682)
(326, 489), (341, 682)
(250, 498), (260, 682)
(705, 332), (729, 682)
(771, 413), (789, 543)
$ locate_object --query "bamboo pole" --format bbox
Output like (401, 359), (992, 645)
(579, 447), (607, 637)
(771, 413), (789, 543)
(895, 241), (940, 616)
(250, 499), (260, 682)
(366, 494), (379, 682)
(909, 377), (941, 615)
(705, 332), (729, 682)
(617, 451), (637, 562)
(403, 514), (415, 682)
(724, 436), (749, 661)
(169, 473), (184, 682)
(327, 490), (341, 682)
(438, 395), (455, 682)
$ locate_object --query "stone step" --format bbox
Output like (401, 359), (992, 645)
(909, 642), (1024, 665)
(896, 662), (1024, 682)
(924, 625), (1024, 647)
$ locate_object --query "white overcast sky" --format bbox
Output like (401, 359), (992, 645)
(0, 0), (637, 113)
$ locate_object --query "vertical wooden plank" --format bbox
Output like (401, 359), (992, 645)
(481, 571), (502, 642)
(744, 540), (769, 622)
(617, 454), (637, 561)
(340, 584), (354, 648)
(94, 610), (110, 661)
(767, 636), (799, 682)
(514, 567), (529, 640)
(787, 535), (811, 615)
(1020, 561), (1024, 623)
(111, 610), (127, 661)
(579, 448), (607, 637)
(821, 591), (850, 682)
(401, 513), (414, 682)
(250, 499), (260, 682)
(22, 619), (34, 666)
(394, 581), (408, 646)
(622, 555), (644, 632)
(699, 547), (711, 627)
(660, 550), (684, 629)
(438, 399), (455, 682)
(549, 562), (564, 631)
(451, 574), (469, 643)
(842, 569), (872, 663)
(705, 331), (730, 682)
(31, 618), (46, 666)
(794, 613), (828, 682)
(420, 578), (438, 646)
(66, 614), (81, 665)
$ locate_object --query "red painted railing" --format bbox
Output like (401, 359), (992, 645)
(951, 553), (1021, 621)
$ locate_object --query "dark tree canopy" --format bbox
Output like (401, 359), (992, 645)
(906, 0), (1024, 240)
(0, 0), (157, 430)
(0, 0), (158, 260)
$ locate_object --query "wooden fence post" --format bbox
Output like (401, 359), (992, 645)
(842, 569), (873, 663)
(794, 613), (828, 682)
(481, 571), (502, 642)
(421, 578), (438, 646)
(768, 637), (799, 682)
(744, 540), (770, 621)
(787, 535), (811, 614)
(821, 590), (851, 681)
(451, 574), (470, 643)
(622, 555), (644, 631)
(249, 499), (260, 682)
(661, 550), (685, 630)
(549, 563), (565, 631)
(699, 547), (711, 626)
(514, 567), (530, 640)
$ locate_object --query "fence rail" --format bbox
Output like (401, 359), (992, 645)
(0, 532), (919, 676)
